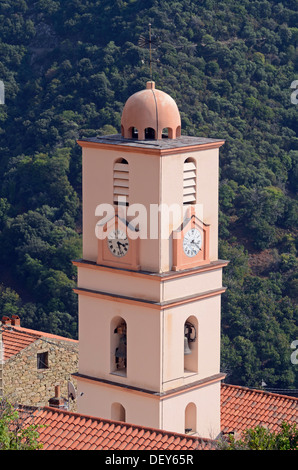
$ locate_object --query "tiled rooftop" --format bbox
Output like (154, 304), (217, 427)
(221, 383), (297, 434)
(1, 322), (78, 360)
(19, 406), (215, 450)
(1, 327), (40, 361)
(15, 384), (297, 451)
(2, 320), (297, 449)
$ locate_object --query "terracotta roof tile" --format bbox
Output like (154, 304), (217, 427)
(14, 382), (298, 450)
(1, 324), (78, 361)
(1, 328), (40, 360)
(221, 383), (298, 433)
(118, 441), (128, 450)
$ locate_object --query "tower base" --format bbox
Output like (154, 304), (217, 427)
(73, 372), (225, 439)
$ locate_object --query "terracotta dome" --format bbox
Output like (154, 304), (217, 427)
(121, 81), (181, 140)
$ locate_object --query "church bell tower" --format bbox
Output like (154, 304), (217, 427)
(73, 81), (227, 439)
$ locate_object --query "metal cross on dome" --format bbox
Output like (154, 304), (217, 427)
(138, 23), (160, 81)
(138, 24), (197, 81)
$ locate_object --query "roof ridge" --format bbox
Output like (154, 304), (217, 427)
(2, 325), (41, 339)
(4, 325), (78, 343)
(222, 382), (298, 401)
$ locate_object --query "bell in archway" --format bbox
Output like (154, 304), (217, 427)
(115, 334), (127, 369)
(115, 334), (127, 358)
(184, 335), (192, 355)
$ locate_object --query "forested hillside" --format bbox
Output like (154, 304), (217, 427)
(0, 0), (297, 390)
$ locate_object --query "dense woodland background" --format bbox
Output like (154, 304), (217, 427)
(0, 0), (297, 390)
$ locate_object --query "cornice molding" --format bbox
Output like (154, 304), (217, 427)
(73, 286), (227, 310)
(72, 259), (229, 281)
(77, 139), (225, 156)
(72, 372), (226, 400)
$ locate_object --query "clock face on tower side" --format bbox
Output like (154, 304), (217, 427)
(183, 228), (202, 258)
(108, 229), (129, 257)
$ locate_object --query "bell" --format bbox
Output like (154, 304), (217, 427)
(184, 336), (192, 355)
(115, 335), (127, 359)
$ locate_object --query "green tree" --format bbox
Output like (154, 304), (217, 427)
(218, 422), (298, 450)
(0, 398), (43, 450)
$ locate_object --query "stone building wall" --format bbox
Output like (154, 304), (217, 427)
(3, 336), (78, 412)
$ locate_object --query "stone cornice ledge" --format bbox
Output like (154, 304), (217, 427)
(72, 259), (229, 281)
(72, 372), (226, 400)
(73, 286), (227, 310)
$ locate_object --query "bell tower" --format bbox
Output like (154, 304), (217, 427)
(73, 81), (227, 439)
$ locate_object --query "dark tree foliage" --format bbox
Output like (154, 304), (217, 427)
(0, 0), (297, 388)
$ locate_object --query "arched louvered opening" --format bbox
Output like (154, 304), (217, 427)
(113, 158), (129, 206)
(183, 158), (196, 205)
(176, 125), (181, 137)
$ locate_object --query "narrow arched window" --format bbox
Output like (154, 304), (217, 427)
(113, 158), (129, 206)
(111, 402), (126, 422)
(183, 158), (196, 205)
(111, 317), (127, 376)
(185, 402), (197, 434)
(184, 316), (198, 373)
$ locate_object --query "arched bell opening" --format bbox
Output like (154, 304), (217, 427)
(176, 125), (181, 138)
(184, 316), (198, 373)
(111, 317), (127, 376)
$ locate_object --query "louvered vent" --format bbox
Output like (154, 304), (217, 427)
(114, 159), (129, 206)
(183, 159), (196, 204)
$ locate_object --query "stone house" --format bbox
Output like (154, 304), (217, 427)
(0, 315), (78, 411)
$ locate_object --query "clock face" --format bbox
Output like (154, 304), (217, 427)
(183, 228), (202, 258)
(108, 229), (129, 257)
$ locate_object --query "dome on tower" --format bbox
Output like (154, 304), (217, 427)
(121, 81), (181, 140)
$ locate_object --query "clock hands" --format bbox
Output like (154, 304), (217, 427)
(189, 236), (200, 248)
(183, 229), (202, 258)
(117, 241), (128, 247)
(108, 230), (129, 257)
(117, 241), (128, 255)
